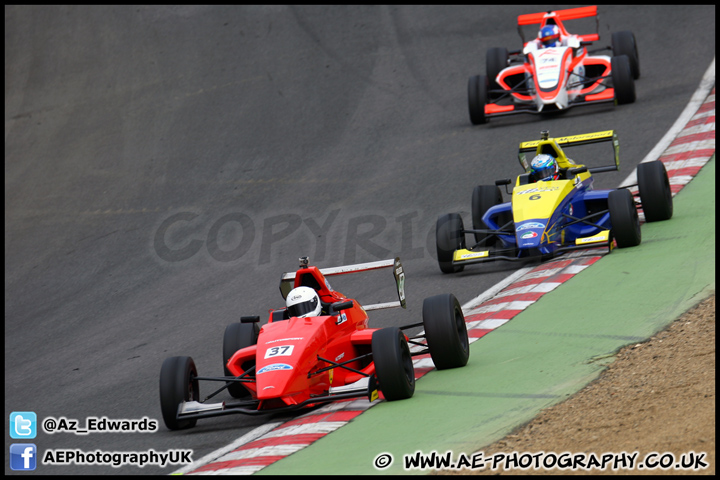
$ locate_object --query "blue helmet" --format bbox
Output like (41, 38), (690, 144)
(531, 154), (559, 181)
(539, 25), (561, 47)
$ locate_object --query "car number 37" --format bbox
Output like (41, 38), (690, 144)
(264, 345), (294, 359)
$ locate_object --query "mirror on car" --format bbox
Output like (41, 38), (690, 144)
(330, 300), (354, 314)
(568, 166), (588, 176)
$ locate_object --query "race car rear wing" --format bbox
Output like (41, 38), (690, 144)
(518, 129), (619, 174)
(517, 6), (599, 44)
(279, 257), (406, 311)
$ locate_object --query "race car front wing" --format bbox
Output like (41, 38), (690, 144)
(451, 225), (614, 268)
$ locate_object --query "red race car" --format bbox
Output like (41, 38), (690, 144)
(468, 5), (640, 124)
(159, 257), (469, 430)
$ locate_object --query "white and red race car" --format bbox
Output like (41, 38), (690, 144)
(468, 6), (640, 125)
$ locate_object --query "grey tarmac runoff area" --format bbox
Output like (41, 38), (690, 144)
(5, 5), (716, 475)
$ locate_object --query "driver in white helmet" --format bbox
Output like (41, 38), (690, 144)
(286, 286), (322, 318)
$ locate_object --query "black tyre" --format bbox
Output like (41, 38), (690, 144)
(159, 356), (199, 430)
(471, 185), (504, 246)
(372, 327), (415, 401)
(608, 189), (641, 248)
(422, 293), (469, 370)
(486, 47), (509, 98)
(223, 322), (259, 398)
(637, 161), (673, 222)
(468, 75), (487, 125)
(612, 55), (636, 105)
(436, 213), (466, 274)
(611, 30), (640, 79)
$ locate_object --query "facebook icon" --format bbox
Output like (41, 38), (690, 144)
(10, 444), (37, 471)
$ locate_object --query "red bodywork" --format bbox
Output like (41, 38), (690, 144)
(517, 6), (599, 43)
(488, 5), (615, 116)
(226, 265), (380, 410)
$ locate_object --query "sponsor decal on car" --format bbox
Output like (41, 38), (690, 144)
(453, 249), (490, 261)
(266, 337), (303, 344)
(517, 222), (546, 231)
(257, 363), (293, 374)
(520, 130), (614, 149)
(521, 231), (538, 239)
(516, 186), (559, 195)
(576, 230), (610, 245)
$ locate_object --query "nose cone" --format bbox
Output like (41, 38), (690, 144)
(255, 364), (296, 400)
(516, 221), (545, 249)
(251, 315), (330, 401)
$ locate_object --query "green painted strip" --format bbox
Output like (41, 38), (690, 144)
(259, 157), (715, 475)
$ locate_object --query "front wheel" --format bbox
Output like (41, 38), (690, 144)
(159, 356), (199, 430)
(223, 322), (259, 398)
(486, 47), (509, 98)
(608, 189), (641, 248)
(422, 293), (469, 370)
(612, 55), (636, 105)
(472, 185), (505, 246)
(468, 75), (487, 125)
(611, 30), (640, 79)
(372, 327), (415, 401)
(436, 213), (465, 274)
(637, 161), (673, 222)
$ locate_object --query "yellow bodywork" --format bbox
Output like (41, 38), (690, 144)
(517, 130), (618, 171)
(575, 230), (610, 245)
(453, 249), (490, 262)
(511, 173), (590, 223)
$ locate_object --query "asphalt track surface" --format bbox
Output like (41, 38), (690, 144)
(4, 5), (715, 475)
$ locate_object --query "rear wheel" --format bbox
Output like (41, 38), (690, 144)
(637, 161), (673, 222)
(486, 47), (509, 98)
(159, 356), (199, 430)
(223, 322), (259, 398)
(611, 30), (640, 79)
(372, 327), (415, 401)
(422, 294), (469, 370)
(468, 75), (487, 125)
(471, 185), (506, 246)
(608, 189), (641, 248)
(612, 55), (636, 105)
(436, 213), (465, 274)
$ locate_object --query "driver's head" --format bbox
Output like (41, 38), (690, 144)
(539, 25), (561, 47)
(531, 153), (559, 181)
(286, 286), (321, 318)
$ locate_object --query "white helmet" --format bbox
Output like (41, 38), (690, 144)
(286, 287), (321, 318)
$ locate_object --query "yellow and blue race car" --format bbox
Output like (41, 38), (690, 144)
(436, 130), (672, 273)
